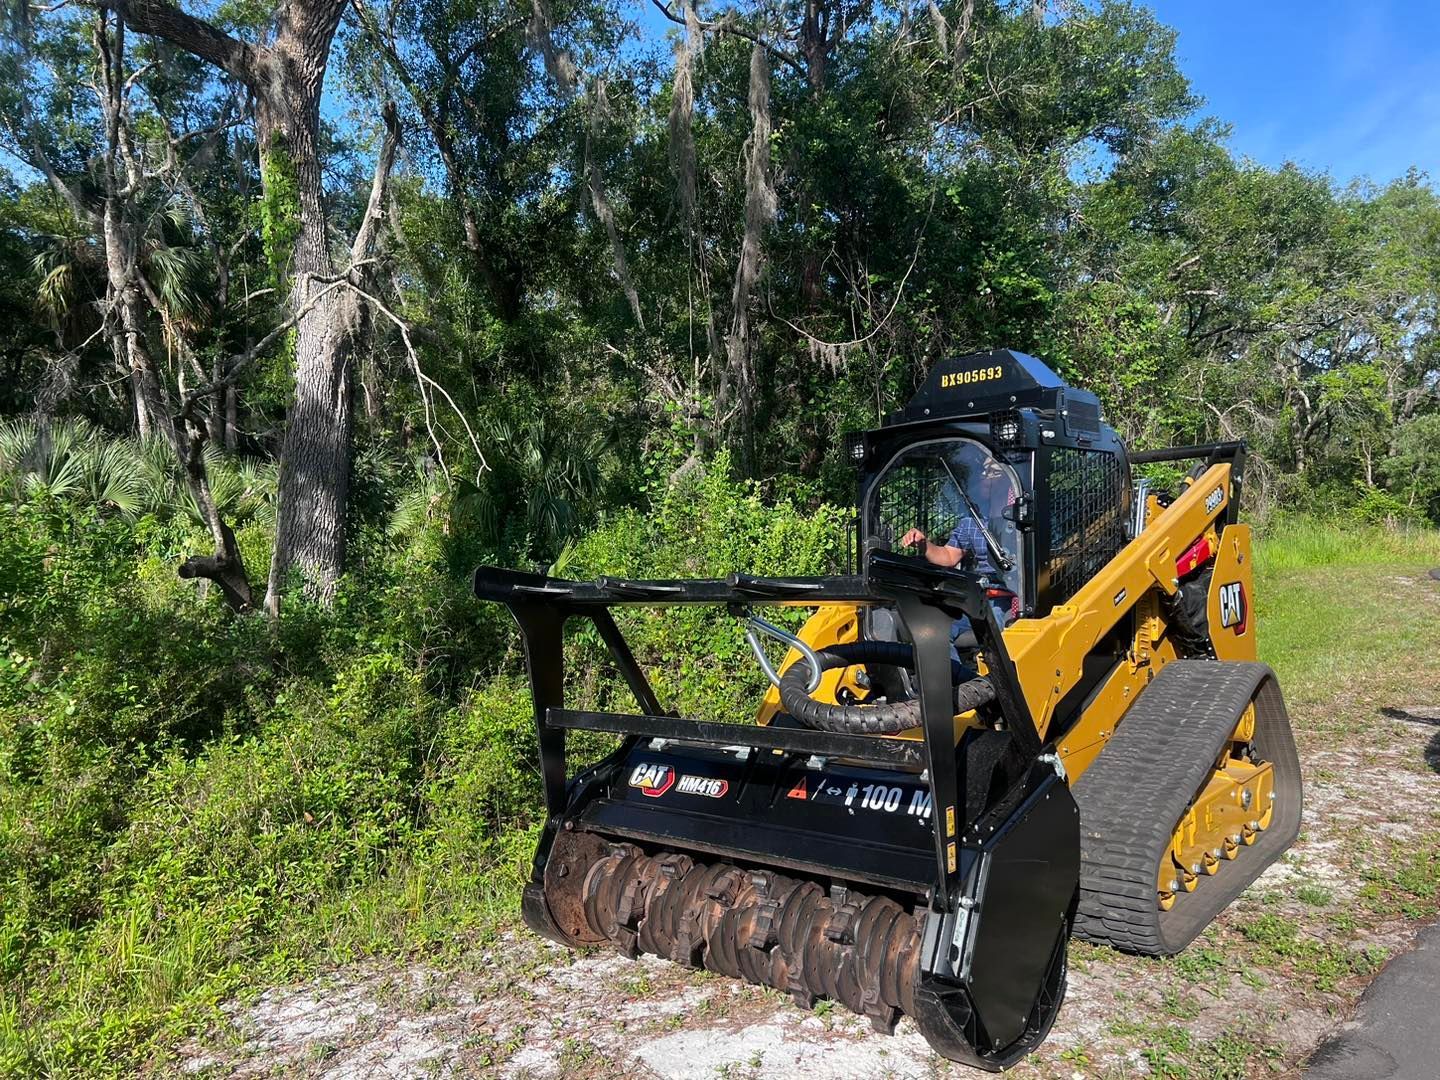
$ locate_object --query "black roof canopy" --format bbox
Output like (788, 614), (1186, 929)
(891, 349), (1067, 425)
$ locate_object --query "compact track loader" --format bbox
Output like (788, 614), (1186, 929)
(473, 350), (1302, 1070)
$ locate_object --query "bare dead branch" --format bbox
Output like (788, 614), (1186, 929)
(341, 280), (490, 478)
(1, 105), (100, 227)
(350, 100), (401, 264)
(176, 277), (350, 422)
(767, 192), (932, 350)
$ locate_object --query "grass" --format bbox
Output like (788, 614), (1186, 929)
(1251, 515), (1440, 575)
(1235, 913), (1389, 992)
(1296, 884), (1333, 907)
(1168, 946), (1227, 987)
(6, 515), (1440, 1078)
(1105, 1018), (1262, 1080)
(1252, 531), (1440, 709)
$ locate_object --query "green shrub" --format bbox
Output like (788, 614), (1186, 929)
(1347, 485), (1428, 528)
(565, 453), (849, 721)
(0, 455), (847, 1074)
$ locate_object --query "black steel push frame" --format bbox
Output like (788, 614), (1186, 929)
(473, 549), (1043, 911)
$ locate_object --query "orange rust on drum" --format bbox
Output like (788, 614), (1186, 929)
(549, 830), (922, 1034)
(542, 829), (610, 945)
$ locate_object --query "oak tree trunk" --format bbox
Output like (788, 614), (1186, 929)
(252, 1), (357, 614)
(100, 0), (362, 615)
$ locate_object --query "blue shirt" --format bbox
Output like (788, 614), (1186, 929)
(946, 517), (998, 576)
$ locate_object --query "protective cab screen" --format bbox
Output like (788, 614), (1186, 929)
(867, 438), (1023, 602)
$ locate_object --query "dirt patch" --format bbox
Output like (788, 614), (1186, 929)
(176, 947), (945, 1079)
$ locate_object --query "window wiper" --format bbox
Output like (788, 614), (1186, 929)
(939, 458), (1014, 574)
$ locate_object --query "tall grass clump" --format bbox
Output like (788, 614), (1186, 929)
(1253, 513), (1440, 575)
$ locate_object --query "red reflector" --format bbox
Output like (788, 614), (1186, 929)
(1176, 537), (1212, 577)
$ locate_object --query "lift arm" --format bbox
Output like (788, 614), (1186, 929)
(1003, 451), (1242, 743)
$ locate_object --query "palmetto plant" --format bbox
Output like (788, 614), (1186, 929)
(385, 410), (609, 560)
(0, 417), (275, 527)
(387, 475), (447, 539)
(0, 417), (144, 514)
(30, 196), (211, 340)
(464, 411), (607, 557)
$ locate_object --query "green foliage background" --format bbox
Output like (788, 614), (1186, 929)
(0, 460), (851, 1074)
(3, 0), (1440, 1073)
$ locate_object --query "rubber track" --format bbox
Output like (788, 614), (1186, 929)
(1072, 660), (1303, 955)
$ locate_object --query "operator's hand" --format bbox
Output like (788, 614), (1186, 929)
(900, 527), (928, 550)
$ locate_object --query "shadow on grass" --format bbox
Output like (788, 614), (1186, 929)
(1381, 706), (1440, 726)
(1378, 707), (1440, 775)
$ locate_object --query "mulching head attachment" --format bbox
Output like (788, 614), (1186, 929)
(525, 757), (1078, 1070)
(477, 561), (1081, 1070)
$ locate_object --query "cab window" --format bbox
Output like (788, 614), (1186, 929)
(867, 439), (1022, 599)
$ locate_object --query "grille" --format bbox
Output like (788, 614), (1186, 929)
(989, 410), (1023, 449)
(842, 431), (867, 466)
(1046, 447), (1127, 603)
(1064, 398), (1101, 437)
(871, 461), (958, 549)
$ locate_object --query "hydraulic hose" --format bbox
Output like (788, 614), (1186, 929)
(777, 640), (994, 735)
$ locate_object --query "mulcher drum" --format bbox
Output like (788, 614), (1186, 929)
(527, 743), (1080, 1071)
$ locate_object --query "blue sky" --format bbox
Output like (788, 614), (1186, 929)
(7, 2), (1435, 192)
(1148, 0), (1440, 185)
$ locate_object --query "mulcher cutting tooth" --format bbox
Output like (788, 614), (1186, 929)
(746, 875), (781, 951)
(825, 901), (860, 945)
(866, 1007), (901, 1036)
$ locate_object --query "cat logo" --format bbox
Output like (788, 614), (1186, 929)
(1218, 581), (1247, 634)
(628, 762), (674, 797)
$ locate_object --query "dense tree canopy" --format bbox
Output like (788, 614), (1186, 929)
(3, 0), (1438, 590)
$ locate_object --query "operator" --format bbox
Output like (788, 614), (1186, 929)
(899, 456), (1017, 647)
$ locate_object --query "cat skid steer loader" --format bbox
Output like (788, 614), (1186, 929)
(473, 350), (1301, 1070)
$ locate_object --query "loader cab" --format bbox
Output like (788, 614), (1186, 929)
(851, 349), (1132, 619)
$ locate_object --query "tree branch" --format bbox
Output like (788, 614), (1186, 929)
(341, 280), (489, 477)
(767, 191), (932, 350)
(349, 99), (401, 264)
(87, 0), (260, 85)
(176, 276), (349, 422)
(649, 0), (807, 79)
(1, 106), (100, 227)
